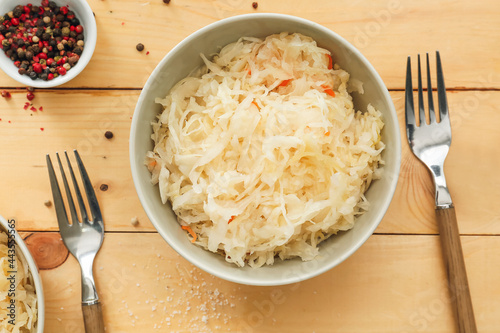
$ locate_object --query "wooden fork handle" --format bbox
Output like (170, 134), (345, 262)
(82, 302), (105, 333)
(436, 207), (477, 333)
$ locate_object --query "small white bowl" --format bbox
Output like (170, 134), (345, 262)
(130, 14), (401, 286)
(0, 0), (96, 88)
(0, 214), (44, 333)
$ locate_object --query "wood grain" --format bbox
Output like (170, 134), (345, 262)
(1, 90), (499, 234)
(0, 0), (498, 89)
(34, 232), (500, 333)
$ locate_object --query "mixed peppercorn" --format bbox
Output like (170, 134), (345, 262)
(0, 0), (85, 81)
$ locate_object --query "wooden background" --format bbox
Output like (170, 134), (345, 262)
(1, 0), (499, 332)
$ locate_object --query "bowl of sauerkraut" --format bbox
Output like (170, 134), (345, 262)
(130, 14), (401, 286)
(0, 215), (44, 332)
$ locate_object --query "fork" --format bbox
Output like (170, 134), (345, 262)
(405, 52), (477, 333)
(46, 150), (105, 333)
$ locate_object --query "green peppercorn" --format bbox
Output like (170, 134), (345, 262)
(61, 26), (70, 37)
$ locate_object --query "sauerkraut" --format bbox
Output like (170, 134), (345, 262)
(0, 230), (38, 332)
(147, 32), (385, 267)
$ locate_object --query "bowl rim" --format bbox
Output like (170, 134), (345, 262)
(0, 215), (45, 333)
(0, 0), (97, 88)
(130, 13), (401, 286)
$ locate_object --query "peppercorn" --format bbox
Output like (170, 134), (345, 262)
(27, 92), (35, 100)
(69, 31), (77, 38)
(73, 46), (83, 56)
(104, 131), (114, 139)
(29, 71), (37, 80)
(71, 18), (80, 26)
(27, 86), (35, 92)
(100, 183), (109, 191)
(13, 6), (24, 18)
(163, 0), (171, 4)
(48, 1), (57, 10)
(136, 43), (144, 52)
(61, 26), (70, 36)
(25, 51), (33, 60)
(43, 16), (51, 24)
(56, 13), (64, 22)
(42, 32), (51, 41)
(41, 73), (48, 80)
(1, 91), (11, 98)
(76, 34), (84, 41)
(18, 67), (27, 75)
(252, 2), (258, 9)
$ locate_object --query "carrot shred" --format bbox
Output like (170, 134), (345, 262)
(324, 131), (330, 136)
(326, 54), (333, 70)
(278, 79), (291, 87)
(251, 101), (260, 110)
(181, 226), (197, 243)
(228, 215), (236, 224)
(148, 160), (157, 168)
(321, 84), (336, 97)
(247, 68), (251, 75)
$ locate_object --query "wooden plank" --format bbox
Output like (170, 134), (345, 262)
(26, 232), (498, 333)
(0, 0), (499, 89)
(1, 90), (499, 234)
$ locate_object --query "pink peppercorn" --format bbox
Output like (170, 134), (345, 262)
(33, 63), (42, 73)
(75, 25), (83, 34)
(57, 66), (66, 75)
(27, 92), (35, 101)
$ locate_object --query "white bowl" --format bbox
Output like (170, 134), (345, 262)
(0, 215), (44, 332)
(0, 0), (96, 88)
(130, 14), (401, 286)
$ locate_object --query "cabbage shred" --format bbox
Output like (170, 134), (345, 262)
(147, 33), (385, 267)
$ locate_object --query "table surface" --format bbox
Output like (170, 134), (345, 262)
(1, 0), (499, 332)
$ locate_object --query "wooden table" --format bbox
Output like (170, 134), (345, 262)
(1, 0), (499, 332)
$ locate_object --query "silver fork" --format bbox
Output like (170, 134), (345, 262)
(405, 52), (477, 333)
(46, 150), (105, 333)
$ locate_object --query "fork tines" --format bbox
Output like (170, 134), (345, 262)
(405, 51), (449, 127)
(46, 150), (102, 226)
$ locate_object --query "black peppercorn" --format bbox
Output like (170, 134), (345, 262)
(18, 68), (27, 75)
(42, 33), (51, 41)
(69, 31), (77, 38)
(100, 184), (109, 191)
(29, 71), (37, 80)
(76, 34), (84, 41)
(41, 73), (49, 81)
(13, 6), (23, 18)
(48, 1), (58, 10)
(31, 6), (39, 13)
(73, 46), (83, 56)
(163, 0), (171, 4)
(32, 45), (40, 54)
(52, 28), (62, 37)
(56, 14), (64, 22)
(104, 131), (114, 139)
(71, 18), (80, 26)
(25, 51), (33, 60)
(136, 43), (145, 52)
(0, 25), (6, 34)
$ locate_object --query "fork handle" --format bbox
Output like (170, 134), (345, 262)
(436, 207), (477, 333)
(82, 302), (105, 333)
